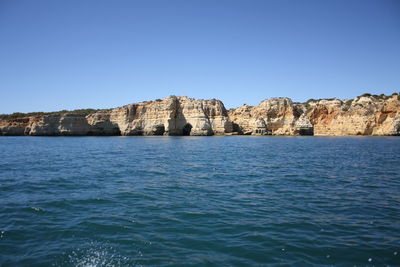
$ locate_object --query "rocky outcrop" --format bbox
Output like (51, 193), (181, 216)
(0, 94), (399, 136)
(228, 97), (311, 135)
(0, 112), (120, 136)
(0, 96), (232, 136)
(108, 96), (232, 136)
(228, 94), (400, 136)
(307, 95), (400, 136)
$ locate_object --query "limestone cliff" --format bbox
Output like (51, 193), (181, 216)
(228, 97), (312, 135)
(108, 96), (232, 136)
(307, 94), (400, 136)
(0, 96), (232, 136)
(228, 94), (400, 136)
(0, 94), (399, 136)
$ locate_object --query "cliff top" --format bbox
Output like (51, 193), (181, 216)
(1, 93), (398, 120)
(0, 108), (112, 120)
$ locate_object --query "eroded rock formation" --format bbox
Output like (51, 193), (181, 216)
(108, 96), (232, 136)
(307, 95), (400, 136)
(0, 96), (232, 136)
(229, 94), (400, 136)
(0, 94), (399, 136)
(228, 97), (311, 135)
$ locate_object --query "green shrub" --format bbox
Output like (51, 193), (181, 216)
(360, 93), (371, 97)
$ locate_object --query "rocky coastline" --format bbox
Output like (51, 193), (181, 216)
(1, 94), (399, 136)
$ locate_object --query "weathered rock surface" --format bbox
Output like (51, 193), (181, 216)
(0, 96), (232, 136)
(0, 94), (399, 136)
(108, 96), (232, 136)
(229, 94), (400, 136)
(307, 95), (400, 136)
(228, 97), (310, 135)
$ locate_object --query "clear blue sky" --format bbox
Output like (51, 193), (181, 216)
(0, 0), (399, 113)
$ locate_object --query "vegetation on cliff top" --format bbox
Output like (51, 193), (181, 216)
(304, 93), (398, 105)
(1, 93), (398, 120)
(0, 108), (111, 120)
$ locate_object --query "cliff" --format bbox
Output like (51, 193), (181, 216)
(228, 97), (312, 135)
(0, 94), (399, 136)
(307, 95), (400, 136)
(0, 96), (232, 136)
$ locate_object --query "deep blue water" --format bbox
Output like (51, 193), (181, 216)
(0, 136), (399, 266)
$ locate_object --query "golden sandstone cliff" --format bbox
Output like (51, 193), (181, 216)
(0, 94), (399, 136)
(0, 96), (232, 136)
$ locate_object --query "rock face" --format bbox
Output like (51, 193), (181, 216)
(229, 94), (400, 136)
(0, 113), (121, 136)
(109, 96), (232, 136)
(228, 97), (312, 135)
(0, 94), (399, 136)
(0, 96), (232, 136)
(307, 95), (400, 136)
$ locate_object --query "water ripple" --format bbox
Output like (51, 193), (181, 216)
(0, 136), (399, 266)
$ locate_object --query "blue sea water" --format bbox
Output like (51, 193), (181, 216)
(0, 136), (399, 266)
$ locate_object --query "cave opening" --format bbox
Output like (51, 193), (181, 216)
(154, 125), (165, 135)
(299, 128), (314, 136)
(182, 123), (192, 136)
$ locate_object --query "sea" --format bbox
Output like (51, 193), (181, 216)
(0, 136), (399, 266)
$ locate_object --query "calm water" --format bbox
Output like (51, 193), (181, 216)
(0, 136), (399, 266)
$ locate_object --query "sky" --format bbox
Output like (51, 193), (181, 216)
(0, 0), (399, 113)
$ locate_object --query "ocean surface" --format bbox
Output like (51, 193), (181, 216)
(0, 136), (399, 266)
